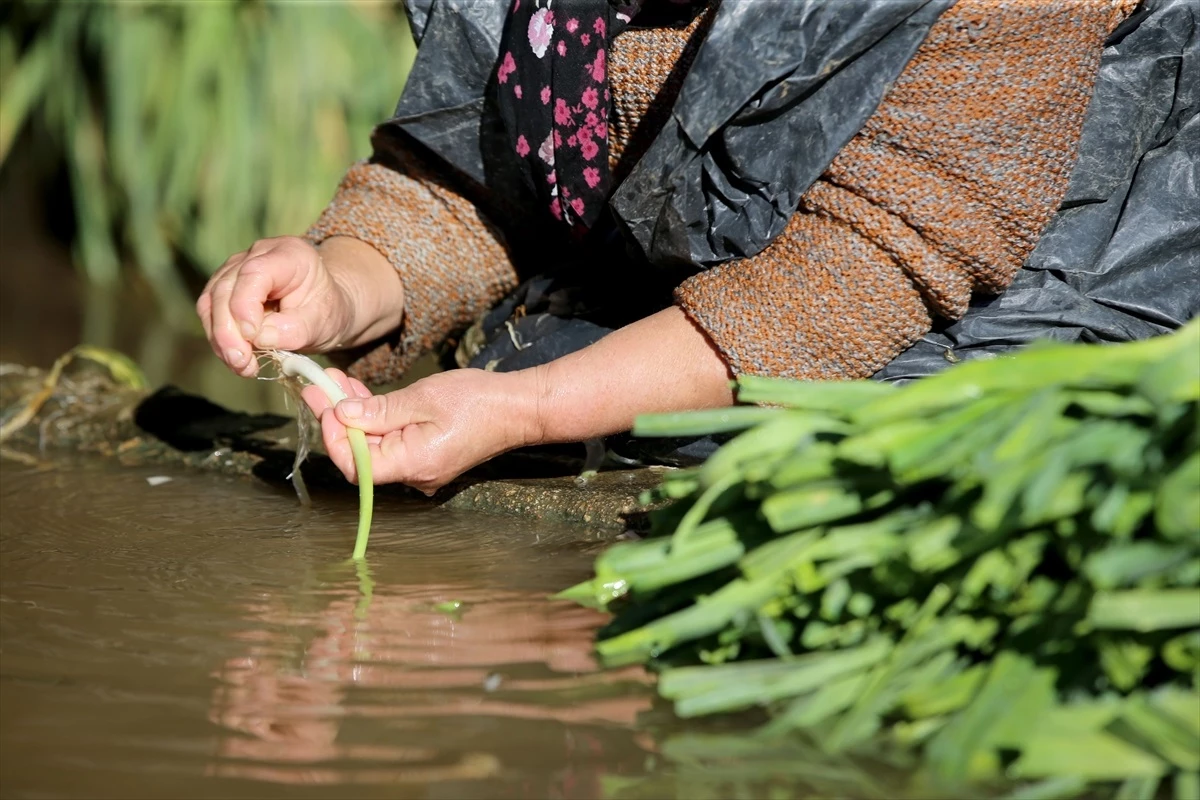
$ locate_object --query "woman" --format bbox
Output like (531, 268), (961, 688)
(196, 0), (1184, 496)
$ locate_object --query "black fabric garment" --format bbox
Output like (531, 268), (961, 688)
(493, 0), (634, 231)
(389, 0), (951, 265)
(493, 0), (709, 232)
(609, 0), (955, 267)
(875, 0), (1199, 382)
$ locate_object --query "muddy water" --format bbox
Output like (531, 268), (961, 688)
(0, 201), (905, 800)
(0, 214), (736, 799)
(0, 456), (663, 799)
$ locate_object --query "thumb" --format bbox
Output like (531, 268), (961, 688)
(334, 390), (422, 435)
(252, 309), (322, 351)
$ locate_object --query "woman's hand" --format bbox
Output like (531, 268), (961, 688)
(196, 235), (403, 377)
(300, 367), (540, 496)
(301, 306), (734, 495)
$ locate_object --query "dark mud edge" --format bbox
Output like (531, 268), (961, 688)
(0, 361), (668, 532)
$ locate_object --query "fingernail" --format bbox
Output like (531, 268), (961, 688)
(227, 348), (245, 366)
(256, 325), (278, 348)
(339, 400), (363, 419)
(239, 321), (256, 339)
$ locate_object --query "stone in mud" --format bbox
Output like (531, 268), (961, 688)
(0, 359), (665, 530)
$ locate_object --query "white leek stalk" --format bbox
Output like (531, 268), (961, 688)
(276, 351), (374, 560)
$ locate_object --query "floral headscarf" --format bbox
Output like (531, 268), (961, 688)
(494, 0), (705, 233)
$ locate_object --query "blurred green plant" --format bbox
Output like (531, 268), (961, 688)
(0, 0), (415, 301)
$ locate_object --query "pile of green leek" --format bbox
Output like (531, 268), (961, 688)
(566, 321), (1200, 799)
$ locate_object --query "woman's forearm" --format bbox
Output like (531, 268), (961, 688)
(523, 306), (735, 445)
(313, 305), (734, 493)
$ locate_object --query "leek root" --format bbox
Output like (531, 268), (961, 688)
(269, 351), (374, 560)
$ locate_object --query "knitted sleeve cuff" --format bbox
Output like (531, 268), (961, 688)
(677, 0), (1131, 382)
(304, 153), (518, 384)
(675, 204), (933, 381)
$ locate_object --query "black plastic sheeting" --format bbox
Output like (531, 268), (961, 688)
(877, 0), (1200, 380)
(390, 0), (953, 266)
(390, 0), (1197, 387)
(607, 0), (954, 267)
(387, 1), (509, 190)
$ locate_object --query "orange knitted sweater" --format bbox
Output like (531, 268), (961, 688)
(307, 0), (1135, 385)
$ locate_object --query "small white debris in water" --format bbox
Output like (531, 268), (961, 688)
(146, 476), (173, 487)
(483, 672), (503, 692)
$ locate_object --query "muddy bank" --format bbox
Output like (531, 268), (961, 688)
(0, 357), (666, 531)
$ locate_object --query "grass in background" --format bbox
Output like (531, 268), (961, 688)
(0, 0), (416, 303)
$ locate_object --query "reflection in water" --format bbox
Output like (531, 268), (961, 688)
(207, 573), (653, 788)
(0, 457), (656, 798)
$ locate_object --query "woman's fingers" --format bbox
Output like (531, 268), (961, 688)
(369, 431), (436, 494)
(227, 259), (284, 344)
(316, 371), (525, 494)
(197, 257), (242, 361)
(233, 243), (322, 351)
(312, 369), (382, 484)
(207, 269), (257, 377)
(332, 387), (428, 435)
(313, 370), (528, 495)
(300, 384), (332, 417)
(318, 412), (431, 494)
(197, 237), (332, 375)
(319, 408), (358, 483)
(253, 310), (319, 353)
(195, 292), (213, 345)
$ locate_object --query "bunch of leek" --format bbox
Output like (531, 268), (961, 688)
(566, 321), (1200, 799)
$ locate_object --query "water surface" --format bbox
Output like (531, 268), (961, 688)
(0, 245), (914, 800)
(0, 456), (658, 798)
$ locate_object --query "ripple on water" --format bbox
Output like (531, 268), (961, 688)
(1, 457), (656, 799)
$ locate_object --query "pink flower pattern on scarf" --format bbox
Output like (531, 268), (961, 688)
(495, 0), (703, 231)
(527, 8), (554, 58)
